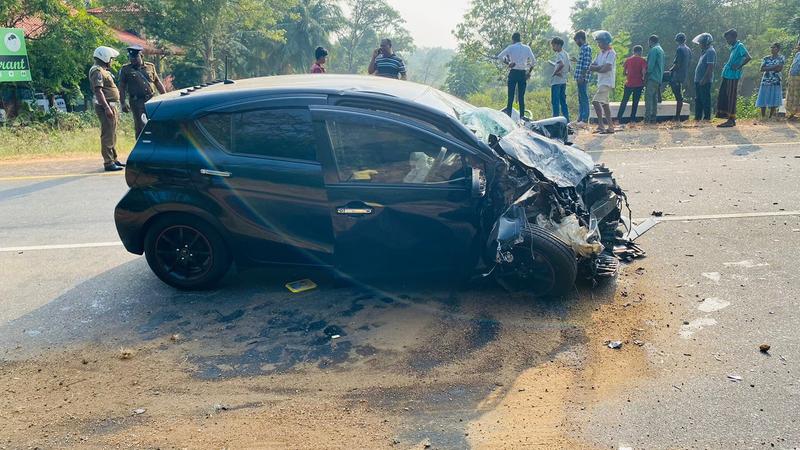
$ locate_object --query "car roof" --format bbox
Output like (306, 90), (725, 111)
(146, 74), (467, 121)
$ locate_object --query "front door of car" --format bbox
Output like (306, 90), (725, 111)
(188, 107), (335, 265)
(311, 108), (484, 274)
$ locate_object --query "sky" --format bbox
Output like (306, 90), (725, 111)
(386, 0), (576, 49)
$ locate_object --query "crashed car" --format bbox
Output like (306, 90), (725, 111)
(115, 74), (641, 296)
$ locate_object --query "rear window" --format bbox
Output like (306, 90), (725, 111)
(197, 108), (317, 161)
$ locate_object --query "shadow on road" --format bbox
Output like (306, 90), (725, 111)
(0, 257), (620, 446)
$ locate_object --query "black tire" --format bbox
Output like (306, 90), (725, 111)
(144, 214), (231, 290)
(494, 224), (577, 298)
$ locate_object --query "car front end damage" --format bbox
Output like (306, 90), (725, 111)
(481, 126), (645, 294)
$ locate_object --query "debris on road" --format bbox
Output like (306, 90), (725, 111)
(651, 210), (664, 217)
(285, 279), (317, 293)
(132, 408), (146, 415)
(701, 272), (721, 282)
(607, 340), (623, 349)
(170, 334), (181, 342)
(697, 297), (731, 313)
(118, 348), (135, 360)
(759, 344), (771, 353)
(727, 374), (743, 382)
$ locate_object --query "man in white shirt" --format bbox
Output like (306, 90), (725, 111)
(497, 32), (536, 119)
(589, 30), (617, 133)
(549, 36), (571, 122)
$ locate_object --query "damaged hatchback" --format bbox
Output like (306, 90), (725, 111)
(115, 75), (642, 296)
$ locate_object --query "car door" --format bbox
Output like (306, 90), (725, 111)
(188, 106), (335, 266)
(311, 107), (485, 274)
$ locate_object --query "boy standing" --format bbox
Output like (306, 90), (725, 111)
(644, 35), (665, 123)
(549, 37), (571, 122)
(617, 45), (647, 124)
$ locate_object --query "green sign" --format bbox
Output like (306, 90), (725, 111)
(0, 28), (31, 82)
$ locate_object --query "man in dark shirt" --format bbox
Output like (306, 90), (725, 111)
(368, 38), (407, 80)
(668, 33), (692, 121)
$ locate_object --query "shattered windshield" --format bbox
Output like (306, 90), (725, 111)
(411, 88), (518, 143)
(457, 107), (518, 142)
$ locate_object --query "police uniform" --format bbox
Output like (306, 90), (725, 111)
(119, 48), (161, 137)
(89, 64), (120, 167)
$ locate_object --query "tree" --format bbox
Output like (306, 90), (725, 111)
(264, 0), (344, 74)
(570, 0), (607, 33)
(406, 47), (454, 87)
(330, 0), (414, 74)
(453, 0), (551, 62)
(126, 0), (292, 81)
(2, 0), (113, 103)
(444, 53), (495, 98)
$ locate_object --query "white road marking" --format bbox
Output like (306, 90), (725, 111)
(587, 141), (800, 154)
(635, 210), (800, 222)
(0, 242), (123, 253)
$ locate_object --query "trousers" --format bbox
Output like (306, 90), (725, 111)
(644, 79), (660, 122)
(576, 81), (589, 122)
(694, 82), (712, 120)
(95, 103), (119, 165)
(617, 86), (643, 122)
(550, 83), (569, 122)
(506, 69), (528, 118)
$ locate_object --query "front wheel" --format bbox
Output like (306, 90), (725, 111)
(494, 224), (577, 298)
(144, 215), (231, 290)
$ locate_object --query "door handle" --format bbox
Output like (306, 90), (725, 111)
(200, 169), (231, 178)
(336, 206), (373, 215)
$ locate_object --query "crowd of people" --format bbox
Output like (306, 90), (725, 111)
(494, 29), (800, 134)
(87, 32), (800, 169)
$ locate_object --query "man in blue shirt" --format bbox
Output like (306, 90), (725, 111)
(692, 33), (716, 121)
(717, 29), (751, 127)
(572, 30), (592, 126)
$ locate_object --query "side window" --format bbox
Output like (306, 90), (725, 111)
(327, 117), (465, 185)
(197, 109), (317, 161)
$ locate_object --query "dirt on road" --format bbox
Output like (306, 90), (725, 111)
(0, 260), (666, 449)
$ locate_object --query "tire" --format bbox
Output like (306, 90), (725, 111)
(494, 224), (577, 298)
(144, 214), (231, 290)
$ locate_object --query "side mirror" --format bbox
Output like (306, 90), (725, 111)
(471, 167), (487, 198)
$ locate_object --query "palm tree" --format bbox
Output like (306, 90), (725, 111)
(267, 0), (344, 74)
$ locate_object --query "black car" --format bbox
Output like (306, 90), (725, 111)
(115, 75), (637, 296)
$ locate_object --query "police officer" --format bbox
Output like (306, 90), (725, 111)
(89, 46), (124, 171)
(118, 45), (166, 138)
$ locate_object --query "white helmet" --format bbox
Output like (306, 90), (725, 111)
(93, 46), (119, 63)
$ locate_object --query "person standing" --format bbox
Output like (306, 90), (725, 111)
(589, 30), (617, 134)
(787, 40), (800, 121)
(549, 37), (571, 122)
(668, 33), (692, 121)
(496, 32), (536, 119)
(717, 29), (751, 128)
(368, 38), (407, 80)
(89, 46), (123, 172)
(617, 45), (647, 125)
(692, 33), (716, 121)
(644, 35), (665, 124)
(311, 47), (328, 73)
(573, 30), (593, 127)
(755, 43), (786, 120)
(119, 45), (166, 138)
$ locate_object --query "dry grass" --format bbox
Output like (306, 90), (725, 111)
(0, 116), (136, 161)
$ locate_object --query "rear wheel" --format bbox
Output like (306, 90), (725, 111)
(495, 224), (577, 298)
(144, 215), (231, 290)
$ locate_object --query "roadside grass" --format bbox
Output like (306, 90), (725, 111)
(0, 113), (135, 161)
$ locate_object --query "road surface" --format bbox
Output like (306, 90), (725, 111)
(1, 123), (798, 448)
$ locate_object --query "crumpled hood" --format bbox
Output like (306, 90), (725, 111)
(499, 128), (594, 187)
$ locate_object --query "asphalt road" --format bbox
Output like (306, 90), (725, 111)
(1, 125), (799, 448)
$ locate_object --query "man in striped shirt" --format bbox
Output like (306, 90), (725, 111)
(369, 38), (407, 80)
(573, 30), (592, 127)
